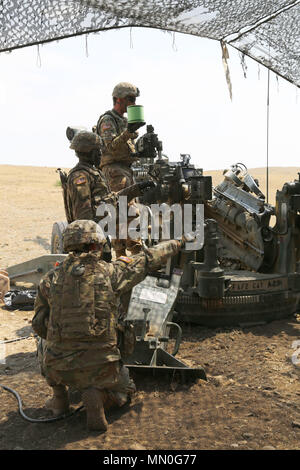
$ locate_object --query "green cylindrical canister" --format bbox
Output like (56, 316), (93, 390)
(127, 105), (144, 123)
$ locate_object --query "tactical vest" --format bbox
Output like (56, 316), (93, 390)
(96, 110), (136, 168)
(96, 110), (124, 137)
(46, 253), (119, 345)
(64, 163), (110, 223)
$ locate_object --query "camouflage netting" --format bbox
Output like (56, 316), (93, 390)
(0, 0), (299, 87)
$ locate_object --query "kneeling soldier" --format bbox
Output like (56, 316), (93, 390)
(32, 220), (182, 431)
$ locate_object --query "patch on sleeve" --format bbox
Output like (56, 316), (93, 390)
(118, 256), (134, 264)
(74, 176), (87, 185)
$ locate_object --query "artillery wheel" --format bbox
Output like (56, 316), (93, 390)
(51, 221), (68, 254)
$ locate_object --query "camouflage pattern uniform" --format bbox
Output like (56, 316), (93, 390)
(65, 160), (144, 224)
(63, 131), (115, 224)
(32, 221), (181, 422)
(65, 131), (145, 252)
(65, 161), (119, 223)
(96, 82), (142, 256)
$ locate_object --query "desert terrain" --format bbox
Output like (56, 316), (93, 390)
(0, 164), (299, 450)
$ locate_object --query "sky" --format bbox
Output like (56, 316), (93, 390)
(0, 27), (299, 171)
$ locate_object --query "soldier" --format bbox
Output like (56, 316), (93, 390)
(60, 130), (154, 261)
(32, 220), (182, 431)
(63, 130), (152, 223)
(95, 82), (145, 257)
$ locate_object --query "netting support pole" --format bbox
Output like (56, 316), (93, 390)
(266, 68), (270, 204)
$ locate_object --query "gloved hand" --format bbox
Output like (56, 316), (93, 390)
(137, 180), (156, 194)
(180, 232), (197, 248)
(127, 121), (146, 133)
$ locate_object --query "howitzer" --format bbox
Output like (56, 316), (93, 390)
(8, 125), (298, 327)
(49, 125), (300, 329)
(129, 126), (300, 327)
(3, 126), (300, 384)
(205, 163), (300, 274)
(133, 125), (212, 206)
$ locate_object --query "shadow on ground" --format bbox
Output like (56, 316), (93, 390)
(0, 350), (38, 376)
(16, 325), (34, 337)
(24, 236), (51, 251)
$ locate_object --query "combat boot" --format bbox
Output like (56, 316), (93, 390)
(45, 385), (70, 416)
(82, 387), (108, 431)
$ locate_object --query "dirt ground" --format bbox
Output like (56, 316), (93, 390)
(0, 165), (299, 450)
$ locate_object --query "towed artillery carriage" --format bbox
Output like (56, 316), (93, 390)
(4, 125), (299, 380)
(130, 126), (300, 327)
(47, 125), (300, 330)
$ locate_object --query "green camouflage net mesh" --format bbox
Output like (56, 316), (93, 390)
(0, 0), (299, 87)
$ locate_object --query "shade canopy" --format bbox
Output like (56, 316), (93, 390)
(0, 0), (299, 87)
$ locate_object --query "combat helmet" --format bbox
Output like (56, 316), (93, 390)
(63, 220), (107, 252)
(70, 131), (101, 153)
(112, 82), (140, 98)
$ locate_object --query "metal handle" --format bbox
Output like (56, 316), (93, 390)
(166, 322), (182, 356)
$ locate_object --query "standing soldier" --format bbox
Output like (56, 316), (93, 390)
(96, 82), (145, 258)
(32, 220), (182, 431)
(62, 130), (152, 223)
(59, 130), (154, 260)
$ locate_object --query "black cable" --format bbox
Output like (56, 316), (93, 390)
(0, 335), (37, 344)
(1, 336), (84, 422)
(266, 68), (270, 204)
(0, 384), (83, 423)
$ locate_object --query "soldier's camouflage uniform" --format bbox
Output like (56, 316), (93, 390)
(65, 161), (119, 222)
(65, 161), (143, 260)
(32, 239), (181, 402)
(97, 109), (142, 256)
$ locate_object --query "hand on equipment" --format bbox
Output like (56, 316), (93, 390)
(127, 122), (146, 133)
(180, 232), (197, 248)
